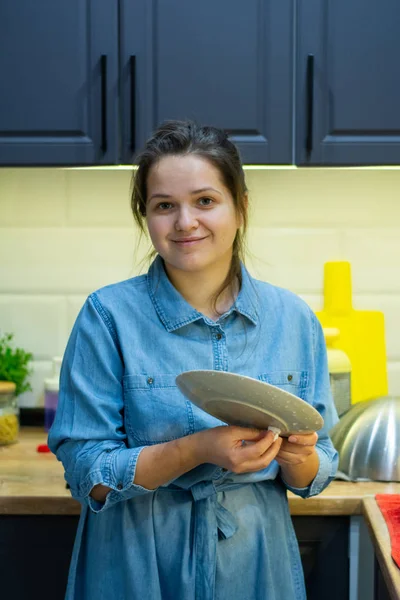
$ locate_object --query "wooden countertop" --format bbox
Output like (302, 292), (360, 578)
(2, 428), (400, 517)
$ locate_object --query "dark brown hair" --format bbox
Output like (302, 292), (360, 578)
(131, 120), (248, 314)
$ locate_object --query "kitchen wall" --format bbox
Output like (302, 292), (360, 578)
(0, 167), (399, 407)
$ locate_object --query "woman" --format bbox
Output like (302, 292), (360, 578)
(49, 120), (339, 600)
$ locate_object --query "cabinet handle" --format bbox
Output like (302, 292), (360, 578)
(100, 55), (108, 154)
(130, 56), (136, 153)
(306, 54), (315, 158)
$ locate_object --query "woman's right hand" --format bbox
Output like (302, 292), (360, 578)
(194, 426), (282, 474)
(133, 426), (282, 491)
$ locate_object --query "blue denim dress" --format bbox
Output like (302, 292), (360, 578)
(48, 255), (339, 600)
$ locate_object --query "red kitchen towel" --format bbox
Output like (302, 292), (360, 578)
(376, 494), (400, 567)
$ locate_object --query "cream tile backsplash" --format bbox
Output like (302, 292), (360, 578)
(0, 167), (399, 407)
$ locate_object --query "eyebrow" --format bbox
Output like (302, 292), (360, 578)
(148, 187), (222, 201)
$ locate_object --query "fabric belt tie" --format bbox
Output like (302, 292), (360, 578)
(190, 481), (238, 600)
(191, 480), (238, 540)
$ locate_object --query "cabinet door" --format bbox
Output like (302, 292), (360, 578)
(120, 0), (294, 165)
(296, 0), (400, 165)
(0, 1), (118, 165)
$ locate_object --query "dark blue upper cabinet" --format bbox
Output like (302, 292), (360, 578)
(0, 1), (119, 166)
(296, 0), (400, 165)
(120, 0), (294, 165)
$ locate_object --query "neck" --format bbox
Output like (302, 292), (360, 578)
(163, 257), (239, 321)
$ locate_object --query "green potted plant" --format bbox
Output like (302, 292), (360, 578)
(0, 332), (33, 444)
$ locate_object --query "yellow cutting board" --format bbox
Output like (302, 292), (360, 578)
(315, 261), (388, 404)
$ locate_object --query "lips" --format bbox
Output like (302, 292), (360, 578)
(172, 237), (206, 245)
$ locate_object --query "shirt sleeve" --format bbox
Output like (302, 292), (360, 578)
(282, 308), (339, 499)
(47, 293), (154, 513)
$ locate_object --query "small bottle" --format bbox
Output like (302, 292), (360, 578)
(323, 328), (352, 417)
(44, 357), (62, 432)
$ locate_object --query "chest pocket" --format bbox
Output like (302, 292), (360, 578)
(123, 374), (194, 445)
(257, 371), (309, 401)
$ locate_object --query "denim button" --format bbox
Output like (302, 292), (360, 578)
(117, 483), (123, 490)
(147, 377), (154, 385)
(287, 374), (293, 381)
(216, 333), (222, 340)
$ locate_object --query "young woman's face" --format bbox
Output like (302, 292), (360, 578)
(146, 154), (242, 276)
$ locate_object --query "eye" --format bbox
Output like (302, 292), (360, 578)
(156, 202), (173, 210)
(198, 197), (214, 207)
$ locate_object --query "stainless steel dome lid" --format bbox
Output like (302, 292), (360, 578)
(330, 396), (400, 482)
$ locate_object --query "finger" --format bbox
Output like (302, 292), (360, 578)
(230, 426), (267, 442)
(287, 432), (318, 446)
(276, 448), (314, 463)
(279, 440), (315, 455)
(239, 437), (283, 473)
(240, 430), (276, 458)
(275, 450), (310, 466)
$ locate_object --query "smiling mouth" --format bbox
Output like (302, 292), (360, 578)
(172, 237), (207, 245)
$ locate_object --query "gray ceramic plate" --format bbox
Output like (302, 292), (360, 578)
(176, 370), (324, 437)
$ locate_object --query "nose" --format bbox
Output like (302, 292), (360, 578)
(175, 205), (198, 232)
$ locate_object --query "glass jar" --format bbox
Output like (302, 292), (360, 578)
(0, 381), (19, 445)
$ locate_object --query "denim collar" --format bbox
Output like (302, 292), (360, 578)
(147, 255), (259, 332)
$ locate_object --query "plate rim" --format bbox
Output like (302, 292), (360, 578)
(175, 369), (324, 432)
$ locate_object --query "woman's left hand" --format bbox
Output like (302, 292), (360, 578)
(275, 432), (318, 467)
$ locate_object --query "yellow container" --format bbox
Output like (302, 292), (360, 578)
(316, 261), (388, 404)
(323, 328), (352, 416)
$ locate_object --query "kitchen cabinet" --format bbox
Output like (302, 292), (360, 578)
(0, 1), (119, 165)
(119, 0), (294, 164)
(1, 1), (400, 166)
(296, 0), (400, 165)
(0, 0), (293, 166)
(0, 515), (349, 600)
